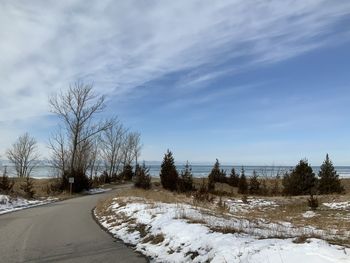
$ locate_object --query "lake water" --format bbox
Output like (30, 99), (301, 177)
(2, 164), (350, 178)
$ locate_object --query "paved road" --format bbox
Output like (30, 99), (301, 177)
(0, 187), (147, 263)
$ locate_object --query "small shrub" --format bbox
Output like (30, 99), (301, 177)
(20, 177), (35, 199)
(134, 163), (151, 189)
(242, 195), (249, 204)
(249, 170), (261, 195)
(120, 164), (134, 181)
(270, 175), (281, 196)
(178, 161), (193, 193)
(193, 179), (213, 203)
(307, 195), (319, 211)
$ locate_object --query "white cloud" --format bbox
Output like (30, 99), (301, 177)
(0, 0), (350, 151)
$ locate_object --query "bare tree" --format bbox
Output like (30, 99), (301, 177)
(130, 132), (142, 166)
(100, 118), (127, 176)
(49, 127), (69, 175)
(7, 133), (39, 178)
(49, 82), (112, 191)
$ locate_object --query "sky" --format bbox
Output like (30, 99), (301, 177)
(1, 1), (350, 165)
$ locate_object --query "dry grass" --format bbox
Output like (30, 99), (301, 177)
(142, 234), (165, 244)
(116, 187), (190, 204)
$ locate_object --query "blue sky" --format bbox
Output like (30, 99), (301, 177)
(1, 1), (350, 165)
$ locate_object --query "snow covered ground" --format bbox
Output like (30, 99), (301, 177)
(95, 197), (350, 263)
(84, 188), (112, 195)
(0, 194), (56, 215)
(323, 201), (350, 210)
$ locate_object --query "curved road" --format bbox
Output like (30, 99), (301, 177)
(0, 186), (147, 263)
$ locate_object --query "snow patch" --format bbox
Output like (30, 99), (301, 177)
(95, 198), (350, 263)
(302, 211), (317, 218)
(0, 194), (56, 215)
(323, 201), (350, 210)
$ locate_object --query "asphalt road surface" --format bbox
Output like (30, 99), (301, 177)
(0, 186), (147, 263)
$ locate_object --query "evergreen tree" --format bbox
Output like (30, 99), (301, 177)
(238, 167), (248, 194)
(120, 163), (134, 181)
(178, 161), (193, 192)
(134, 162), (151, 189)
(0, 167), (14, 194)
(228, 168), (239, 187)
(160, 150), (179, 191)
(318, 154), (343, 194)
(282, 159), (317, 195)
(249, 170), (261, 195)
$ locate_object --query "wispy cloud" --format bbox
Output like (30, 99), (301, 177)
(0, 0), (350, 153)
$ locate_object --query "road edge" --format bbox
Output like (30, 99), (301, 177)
(91, 207), (150, 263)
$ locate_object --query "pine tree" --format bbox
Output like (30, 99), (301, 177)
(249, 170), (261, 195)
(120, 163), (134, 181)
(238, 167), (248, 194)
(282, 159), (317, 195)
(160, 150), (179, 191)
(318, 154), (343, 194)
(228, 168), (239, 187)
(178, 161), (193, 192)
(0, 167), (14, 194)
(134, 162), (151, 189)
(208, 159), (224, 191)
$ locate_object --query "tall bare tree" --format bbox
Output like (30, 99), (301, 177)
(100, 118), (127, 177)
(49, 82), (112, 191)
(7, 133), (39, 178)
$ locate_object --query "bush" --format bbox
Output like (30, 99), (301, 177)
(270, 175), (281, 196)
(193, 179), (213, 203)
(318, 154), (343, 194)
(160, 150), (179, 191)
(228, 168), (239, 187)
(60, 170), (91, 193)
(20, 177), (35, 199)
(100, 170), (110, 184)
(0, 167), (14, 194)
(282, 159), (317, 196)
(307, 194), (319, 211)
(238, 167), (248, 194)
(120, 164), (134, 181)
(134, 163), (151, 189)
(178, 161), (193, 193)
(249, 170), (260, 195)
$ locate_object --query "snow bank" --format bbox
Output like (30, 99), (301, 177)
(95, 198), (350, 263)
(0, 194), (56, 215)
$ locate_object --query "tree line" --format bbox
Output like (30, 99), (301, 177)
(2, 83), (142, 193)
(157, 150), (344, 196)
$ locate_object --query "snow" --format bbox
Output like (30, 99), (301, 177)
(225, 197), (278, 213)
(0, 194), (56, 215)
(323, 201), (350, 210)
(95, 197), (350, 263)
(84, 188), (112, 195)
(302, 211), (317, 218)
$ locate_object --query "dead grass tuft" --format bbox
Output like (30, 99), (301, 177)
(142, 234), (165, 244)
